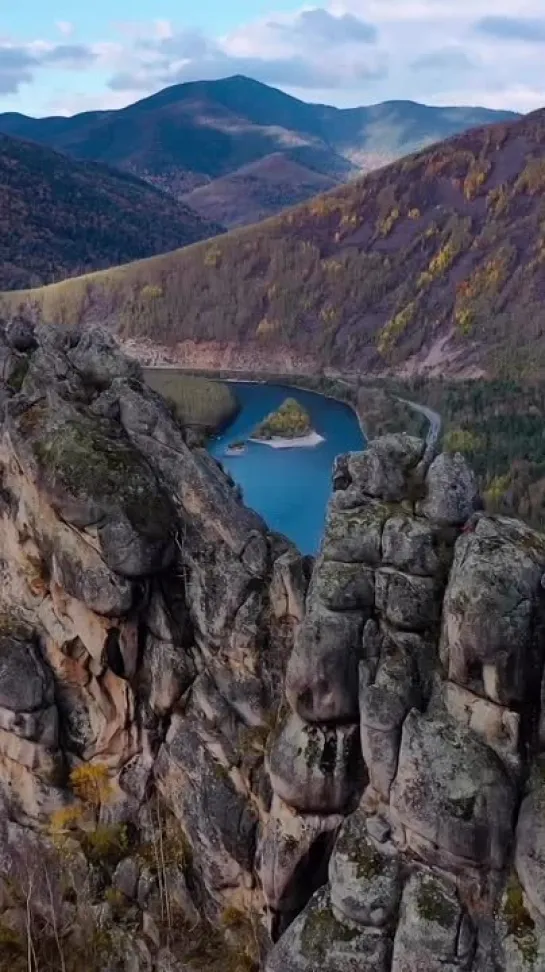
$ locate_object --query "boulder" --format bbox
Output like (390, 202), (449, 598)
(155, 714), (259, 910)
(417, 451), (480, 526)
(440, 516), (545, 706)
(391, 870), (474, 971)
(515, 782), (545, 923)
(375, 568), (440, 632)
(266, 713), (364, 814)
(381, 515), (443, 577)
(0, 628), (54, 713)
(346, 435), (425, 503)
(329, 808), (402, 928)
(360, 646), (420, 802)
(322, 498), (390, 565)
(286, 603), (364, 723)
(390, 711), (515, 873)
(312, 560), (375, 613)
(6, 395), (175, 577)
(265, 887), (391, 972)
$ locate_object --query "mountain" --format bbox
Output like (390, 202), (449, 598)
(181, 153), (337, 228)
(0, 132), (222, 290)
(6, 107), (544, 379)
(0, 75), (519, 228)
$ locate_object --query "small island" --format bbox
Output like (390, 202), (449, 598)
(250, 397), (324, 449)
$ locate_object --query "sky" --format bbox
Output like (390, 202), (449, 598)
(1, 0), (545, 117)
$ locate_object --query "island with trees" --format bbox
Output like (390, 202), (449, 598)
(250, 397), (324, 448)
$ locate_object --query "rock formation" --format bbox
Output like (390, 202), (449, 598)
(263, 434), (545, 972)
(0, 321), (308, 969)
(1, 322), (545, 971)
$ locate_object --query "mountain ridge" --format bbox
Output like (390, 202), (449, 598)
(0, 75), (520, 228)
(5, 106), (544, 378)
(0, 131), (222, 290)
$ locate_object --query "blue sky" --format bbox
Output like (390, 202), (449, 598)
(2, 0), (545, 116)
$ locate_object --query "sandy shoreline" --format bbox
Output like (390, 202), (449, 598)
(248, 431), (325, 449)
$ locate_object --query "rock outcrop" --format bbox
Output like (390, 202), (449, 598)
(264, 433), (545, 972)
(0, 322), (308, 969)
(2, 323), (545, 971)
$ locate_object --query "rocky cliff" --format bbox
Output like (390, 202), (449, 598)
(0, 324), (545, 972)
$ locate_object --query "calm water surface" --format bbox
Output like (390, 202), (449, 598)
(209, 383), (365, 554)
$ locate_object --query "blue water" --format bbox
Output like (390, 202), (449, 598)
(209, 383), (365, 554)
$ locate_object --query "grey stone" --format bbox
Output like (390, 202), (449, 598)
(346, 435), (425, 502)
(0, 631), (54, 713)
(259, 794), (343, 915)
(381, 515), (441, 577)
(323, 499), (390, 565)
(329, 808), (402, 928)
(418, 451), (480, 526)
(312, 559), (375, 612)
(515, 782), (545, 923)
(266, 713), (364, 814)
(360, 647), (419, 802)
(390, 711), (515, 873)
(113, 857), (140, 900)
(286, 603), (364, 722)
(375, 568), (440, 632)
(391, 870), (474, 971)
(440, 516), (545, 706)
(265, 887), (390, 972)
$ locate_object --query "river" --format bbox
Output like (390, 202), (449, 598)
(209, 383), (366, 554)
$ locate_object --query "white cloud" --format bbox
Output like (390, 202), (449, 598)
(56, 21), (74, 37)
(2, 2), (545, 115)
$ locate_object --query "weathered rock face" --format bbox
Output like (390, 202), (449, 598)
(2, 329), (545, 972)
(0, 322), (308, 968)
(265, 433), (545, 972)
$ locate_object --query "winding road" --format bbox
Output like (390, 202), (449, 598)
(396, 397), (442, 449)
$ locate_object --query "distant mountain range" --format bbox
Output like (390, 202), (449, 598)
(0, 133), (222, 290)
(8, 106), (545, 380)
(0, 75), (519, 229)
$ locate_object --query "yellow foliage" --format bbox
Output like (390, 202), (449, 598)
(408, 208), (421, 219)
(377, 301), (416, 356)
(378, 207), (400, 237)
(140, 284), (163, 300)
(516, 158), (545, 196)
(455, 306), (474, 336)
(443, 427), (483, 453)
(50, 805), (83, 833)
(256, 317), (279, 338)
(70, 763), (112, 808)
(204, 246), (221, 268)
(463, 160), (491, 200)
(82, 823), (129, 865)
(319, 305), (338, 326)
(484, 472), (512, 507)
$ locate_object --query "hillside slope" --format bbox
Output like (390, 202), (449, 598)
(0, 133), (222, 290)
(0, 75), (518, 226)
(4, 108), (545, 378)
(180, 153), (337, 228)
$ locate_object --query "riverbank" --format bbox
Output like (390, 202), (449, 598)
(142, 360), (433, 447)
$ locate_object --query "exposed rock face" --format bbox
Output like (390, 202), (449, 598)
(0, 323), (308, 967)
(264, 433), (545, 972)
(2, 331), (545, 972)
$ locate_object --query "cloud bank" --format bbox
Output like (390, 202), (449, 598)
(1, 2), (544, 115)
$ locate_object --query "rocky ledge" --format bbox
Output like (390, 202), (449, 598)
(0, 320), (544, 972)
